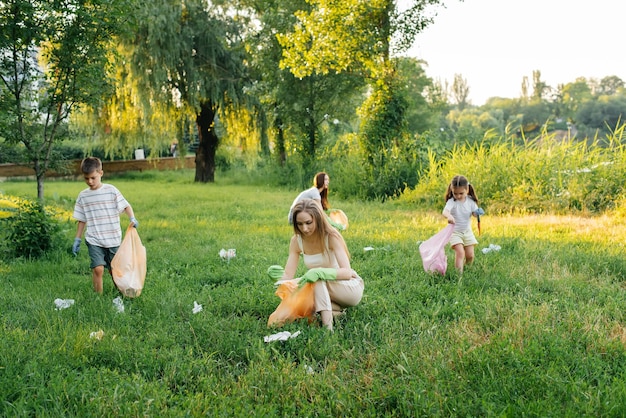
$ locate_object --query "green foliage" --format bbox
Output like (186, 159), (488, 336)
(1, 196), (62, 259)
(272, 0), (442, 173)
(396, 57), (438, 134)
(558, 77), (593, 121)
(115, 0), (250, 182)
(0, 140), (26, 164)
(319, 132), (367, 198)
(252, 156), (309, 189)
(0, 0), (133, 199)
(576, 93), (626, 137)
(247, 0), (368, 167)
(277, 0), (386, 78)
(357, 72), (422, 199)
(277, 0), (444, 78)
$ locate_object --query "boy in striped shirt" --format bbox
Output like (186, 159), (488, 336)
(72, 157), (138, 294)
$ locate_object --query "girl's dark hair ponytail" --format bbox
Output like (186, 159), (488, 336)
(468, 184), (479, 205)
(444, 175), (478, 204)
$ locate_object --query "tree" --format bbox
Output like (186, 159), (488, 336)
(518, 100), (552, 133)
(597, 75), (625, 97)
(451, 73), (470, 110)
(0, 0), (131, 200)
(557, 77), (592, 123)
(576, 94), (626, 137)
(69, 41), (185, 161)
(277, 0), (446, 198)
(121, 0), (248, 183)
(396, 56), (437, 134)
(520, 76), (529, 101)
(531, 70), (550, 102)
(245, 0), (365, 172)
(445, 107), (503, 142)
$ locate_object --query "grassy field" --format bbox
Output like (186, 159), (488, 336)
(2, 169), (626, 416)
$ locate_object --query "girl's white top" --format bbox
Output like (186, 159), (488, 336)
(443, 197), (478, 233)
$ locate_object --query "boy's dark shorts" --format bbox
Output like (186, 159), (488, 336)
(86, 241), (119, 270)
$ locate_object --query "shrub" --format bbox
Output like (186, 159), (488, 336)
(3, 197), (61, 259)
(320, 133), (366, 199)
(0, 141), (26, 164)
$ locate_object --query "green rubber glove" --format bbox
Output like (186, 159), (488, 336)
(327, 216), (345, 231)
(267, 265), (285, 280)
(299, 267), (337, 285)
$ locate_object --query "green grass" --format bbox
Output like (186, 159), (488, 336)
(2, 170), (626, 416)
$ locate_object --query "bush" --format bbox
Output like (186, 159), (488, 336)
(2, 197), (61, 259)
(0, 141), (26, 164)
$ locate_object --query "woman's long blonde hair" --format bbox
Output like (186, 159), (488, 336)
(291, 199), (349, 258)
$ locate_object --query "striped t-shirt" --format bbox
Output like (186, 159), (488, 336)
(73, 184), (130, 248)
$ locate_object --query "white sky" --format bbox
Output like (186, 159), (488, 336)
(401, 0), (626, 105)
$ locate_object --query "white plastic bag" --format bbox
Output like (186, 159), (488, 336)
(111, 226), (146, 297)
(419, 225), (454, 275)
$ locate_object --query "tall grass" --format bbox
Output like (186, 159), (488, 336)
(401, 128), (626, 214)
(1, 170), (626, 416)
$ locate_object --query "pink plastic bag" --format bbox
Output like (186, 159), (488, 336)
(419, 225), (454, 275)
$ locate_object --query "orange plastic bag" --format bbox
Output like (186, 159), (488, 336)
(111, 225), (146, 297)
(328, 209), (349, 230)
(267, 280), (315, 327)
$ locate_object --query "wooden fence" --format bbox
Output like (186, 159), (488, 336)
(0, 156), (196, 179)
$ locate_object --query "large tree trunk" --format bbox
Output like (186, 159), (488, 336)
(194, 100), (219, 183)
(274, 113), (286, 166)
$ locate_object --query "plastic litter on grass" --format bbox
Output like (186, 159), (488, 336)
(192, 301), (203, 314)
(264, 330), (301, 343)
(219, 248), (236, 261)
(54, 298), (75, 310)
(89, 330), (104, 340)
(482, 244), (502, 254)
(112, 296), (125, 313)
(363, 246), (390, 252)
